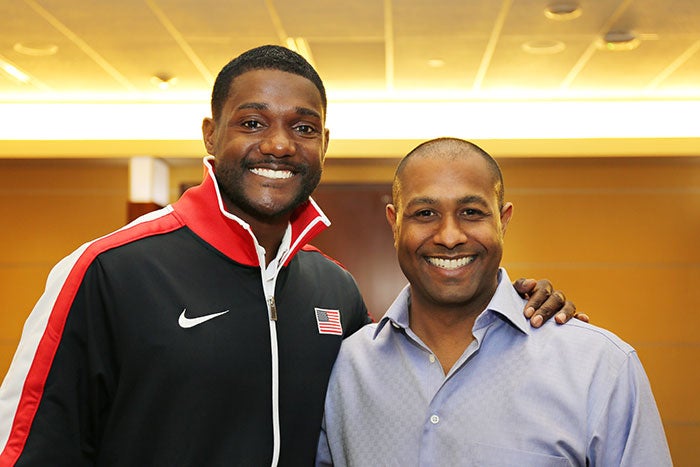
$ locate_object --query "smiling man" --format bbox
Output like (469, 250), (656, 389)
(0, 47), (578, 466)
(317, 138), (671, 466)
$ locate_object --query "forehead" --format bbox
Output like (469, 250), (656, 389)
(226, 69), (325, 116)
(399, 153), (497, 203)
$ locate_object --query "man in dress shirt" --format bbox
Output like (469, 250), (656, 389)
(316, 137), (672, 466)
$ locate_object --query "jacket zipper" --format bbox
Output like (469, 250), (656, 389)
(268, 296), (278, 321)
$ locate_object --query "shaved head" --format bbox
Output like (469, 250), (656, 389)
(392, 138), (504, 210)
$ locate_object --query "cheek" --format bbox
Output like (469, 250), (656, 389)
(470, 223), (502, 243)
(305, 150), (325, 168)
(396, 229), (427, 253)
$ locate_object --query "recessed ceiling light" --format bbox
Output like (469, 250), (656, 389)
(597, 31), (641, 51)
(150, 73), (178, 90)
(522, 40), (566, 55)
(427, 59), (445, 68)
(13, 42), (59, 57)
(544, 2), (582, 21)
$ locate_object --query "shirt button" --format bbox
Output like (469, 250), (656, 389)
(430, 414), (440, 424)
(428, 354), (436, 363)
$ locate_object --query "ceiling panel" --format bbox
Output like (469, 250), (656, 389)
(483, 36), (589, 91)
(312, 41), (386, 91)
(277, 0), (384, 38)
(162, 0), (280, 76)
(657, 47), (700, 89)
(571, 40), (696, 90)
(392, 0), (501, 37)
(393, 35), (486, 90)
(627, 0), (700, 34)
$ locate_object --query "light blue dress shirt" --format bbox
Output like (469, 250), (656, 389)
(317, 269), (672, 466)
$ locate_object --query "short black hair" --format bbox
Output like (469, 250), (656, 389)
(393, 137), (505, 209)
(210, 44), (327, 122)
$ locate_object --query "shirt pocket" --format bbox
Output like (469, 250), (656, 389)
(470, 442), (572, 467)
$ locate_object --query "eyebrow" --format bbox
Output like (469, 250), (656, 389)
(457, 195), (489, 206)
(405, 194), (488, 208)
(236, 102), (322, 120)
(237, 102), (267, 111)
(405, 196), (437, 208)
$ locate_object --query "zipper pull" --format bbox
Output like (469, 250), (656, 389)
(268, 297), (277, 321)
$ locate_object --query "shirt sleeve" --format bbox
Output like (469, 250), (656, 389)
(0, 251), (112, 466)
(315, 413), (334, 467)
(588, 351), (672, 466)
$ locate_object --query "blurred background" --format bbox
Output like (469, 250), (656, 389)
(0, 0), (698, 463)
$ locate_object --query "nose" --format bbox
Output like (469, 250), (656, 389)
(433, 215), (468, 249)
(259, 126), (295, 158)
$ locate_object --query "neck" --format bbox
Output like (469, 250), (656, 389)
(409, 302), (478, 374)
(222, 199), (290, 266)
(250, 220), (288, 266)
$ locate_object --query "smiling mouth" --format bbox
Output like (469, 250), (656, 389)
(426, 256), (475, 270)
(250, 167), (294, 180)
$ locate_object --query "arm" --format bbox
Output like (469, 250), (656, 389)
(512, 278), (590, 327)
(589, 352), (672, 466)
(315, 416), (333, 466)
(0, 250), (107, 465)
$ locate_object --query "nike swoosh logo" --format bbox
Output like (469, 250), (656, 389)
(178, 308), (230, 329)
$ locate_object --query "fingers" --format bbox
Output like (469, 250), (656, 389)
(552, 300), (577, 324)
(526, 284), (566, 328)
(573, 312), (590, 323)
(517, 278), (587, 327)
(513, 277), (538, 299)
(521, 279), (555, 320)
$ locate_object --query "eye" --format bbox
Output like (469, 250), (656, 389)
(241, 119), (264, 130)
(294, 123), (319, 135)
(414, 209), (435, 218)
(461, 208), (488, 219)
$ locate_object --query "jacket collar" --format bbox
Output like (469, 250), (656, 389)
(172, 156), (330, 267)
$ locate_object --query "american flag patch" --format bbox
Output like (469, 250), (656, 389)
(315, 308), (343, 336)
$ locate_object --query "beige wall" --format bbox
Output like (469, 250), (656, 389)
(0, 155), (698, 464)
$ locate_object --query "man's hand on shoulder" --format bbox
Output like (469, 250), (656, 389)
(513, 278), (590, 328)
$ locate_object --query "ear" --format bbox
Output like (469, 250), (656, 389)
(321, 127), (330, 163)
(202, 117), (216, 155)
(386, 203), (399, 246)
(500, 202), (513, 235)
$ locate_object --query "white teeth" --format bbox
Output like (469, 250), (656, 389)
(250, 168), (293, 179)
(427, 256), (475, 270)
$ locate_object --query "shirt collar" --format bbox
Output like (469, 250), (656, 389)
(477, 268), (531, 335)
(374, 268), (530, 339)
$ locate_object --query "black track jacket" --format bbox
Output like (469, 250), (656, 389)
(0, 157), (370, 466)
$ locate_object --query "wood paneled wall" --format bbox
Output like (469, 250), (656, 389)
(0, 155), (698, 465)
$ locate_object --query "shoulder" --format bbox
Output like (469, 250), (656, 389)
(89, 207), (181, 254)
(295, 245), (359, 283)
(299, 244), (349, 270)
(531, 319), (637, 373)
(48, 207), (180, 279)
(337, 323), (383, 361)
(294, 245), (371, 330)
(544, 319), (634, 353)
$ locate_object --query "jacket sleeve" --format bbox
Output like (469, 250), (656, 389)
(588, 351), (673, 466)
(0, 246), (115, 466)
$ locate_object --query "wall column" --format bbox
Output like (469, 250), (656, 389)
(127, 156), (170, 222)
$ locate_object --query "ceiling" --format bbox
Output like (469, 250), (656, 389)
(1, 0), (699, 159)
